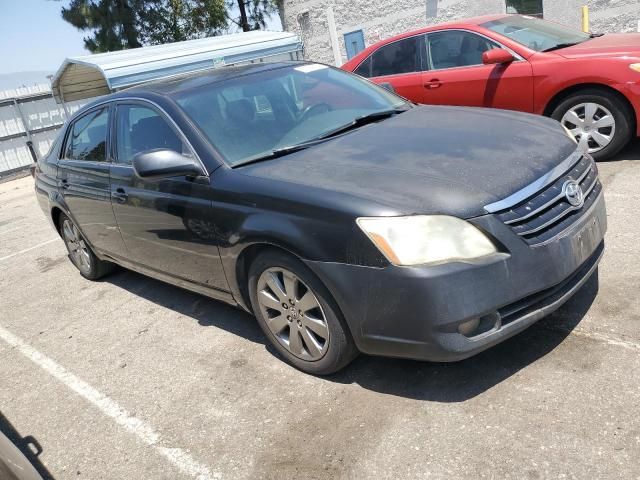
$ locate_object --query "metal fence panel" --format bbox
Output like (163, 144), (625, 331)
(0, 84), (87, 175)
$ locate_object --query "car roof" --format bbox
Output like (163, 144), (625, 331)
(64, 61), (318, 123)
(115, 61), (304, 97)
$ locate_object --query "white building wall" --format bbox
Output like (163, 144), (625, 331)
(285, 0), (638, 65)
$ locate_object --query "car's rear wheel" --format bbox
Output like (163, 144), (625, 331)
(248, 249), (357, 375)
(551, 89), (633, 161)
(59, 213), (114, 280)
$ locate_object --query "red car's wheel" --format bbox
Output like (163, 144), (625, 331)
(552, 89), (633, 161)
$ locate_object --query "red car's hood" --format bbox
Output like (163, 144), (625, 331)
(557, 33), (640, 59)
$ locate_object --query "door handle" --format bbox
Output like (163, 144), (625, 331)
(59, 178), (69, 190)
(112, 187), (128, 203)
(424, 79), (442, 89)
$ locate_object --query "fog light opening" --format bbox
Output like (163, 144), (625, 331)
(458, 312), (502, 338)
(458, 317), (480, 336)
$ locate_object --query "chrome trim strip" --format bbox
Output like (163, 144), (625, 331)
(504, 161), (592, 225)
(517, 178), (599, 237)
(484, 150), (584, 213)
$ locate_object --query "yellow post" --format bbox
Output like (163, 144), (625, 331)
(582, 6), (590, 33)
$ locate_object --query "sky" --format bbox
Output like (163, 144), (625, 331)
(0, 0), (88, 75)
(0, 0), (282, 79)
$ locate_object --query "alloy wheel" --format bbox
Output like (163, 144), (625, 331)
(62, 219), (92, 274)
(256, 267), (330, 361)
(561, 102), (616, 154)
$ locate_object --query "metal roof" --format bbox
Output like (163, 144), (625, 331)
(51, 30), (302, 103)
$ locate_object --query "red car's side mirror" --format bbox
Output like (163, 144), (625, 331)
(482, 49), (515, 65)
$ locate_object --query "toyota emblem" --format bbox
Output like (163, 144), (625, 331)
(563, 180), (584, 208)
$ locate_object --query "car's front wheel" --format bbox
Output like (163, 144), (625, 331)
(248, 249), (357, 375)
(552, 89), (633, 161)
(59, 213), (114, 280)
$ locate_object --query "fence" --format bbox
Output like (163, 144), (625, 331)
(0, 84), (86, 176)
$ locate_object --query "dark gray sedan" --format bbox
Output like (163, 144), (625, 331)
(35, 62), (606, 374)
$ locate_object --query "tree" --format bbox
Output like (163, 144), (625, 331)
(226, 0), (277, 32)
(138, 0), (227, 44)
(60, 0), (142, 52)
(57, 0), (228, 53)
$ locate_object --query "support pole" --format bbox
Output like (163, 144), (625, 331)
(327, 6), (342, 67)
(582, 6), (590, 33)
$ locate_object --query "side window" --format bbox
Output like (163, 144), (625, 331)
(427, 31), (499, 70)
(64, 108), (109, 161)
(354, 56), (372, 78)
(115, 104), (189, 165)
(369, 36), (420, 78)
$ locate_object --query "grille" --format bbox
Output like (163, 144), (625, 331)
(495, 154), (601, 246)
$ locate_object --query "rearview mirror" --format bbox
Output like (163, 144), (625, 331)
(132, 149), (204, 179)
(482, 49), (515, 65)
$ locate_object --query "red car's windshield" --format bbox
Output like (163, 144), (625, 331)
(482, 15), (591, 52)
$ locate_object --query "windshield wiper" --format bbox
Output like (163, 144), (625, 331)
(231, 142), (320, 168)
(316, 107), (409, 140)
(590, 32), (605, 38)
(231, 107), (410, 168)
(542, 41), (583, 52)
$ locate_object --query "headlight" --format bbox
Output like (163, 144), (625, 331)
(630, 63), (640, 72)
(356, 215), (497, 266)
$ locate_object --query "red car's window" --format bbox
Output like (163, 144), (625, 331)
(426, 31), (499, 70)
(481, 15), (589, 52)
(357, 36), (421, 78)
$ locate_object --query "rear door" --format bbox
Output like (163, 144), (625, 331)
(421, 30), (534, 112)
(57, 105), (127, 257)
(354, 35), (427, 102)
(109, 101), (229, 292)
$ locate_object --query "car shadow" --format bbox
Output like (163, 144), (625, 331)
(105, 269), (265, 344)
(0, 411), (55, 480)
(105, 267), (599, 403)
(610, 138), (640, 161)
(328, 272), (599, 402)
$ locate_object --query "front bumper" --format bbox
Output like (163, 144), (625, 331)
(305, 191), (607, 362)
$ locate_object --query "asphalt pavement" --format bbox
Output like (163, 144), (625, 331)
(0, 142), (639, 479)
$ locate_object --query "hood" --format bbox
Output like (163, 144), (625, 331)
(238, 106), (578, 218)
(557, 33), (640, 59)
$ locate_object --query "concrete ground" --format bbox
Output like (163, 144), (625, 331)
(0, 143), (639, 480)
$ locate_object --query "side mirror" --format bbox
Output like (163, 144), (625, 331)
(482, 49), (515, 65)
(378, 82), (396, 93)
(132, 149), (204, 179)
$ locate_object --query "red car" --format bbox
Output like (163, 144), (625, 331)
(342, 14), (640, 160)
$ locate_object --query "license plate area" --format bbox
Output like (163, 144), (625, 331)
(571, 205), (604, 266)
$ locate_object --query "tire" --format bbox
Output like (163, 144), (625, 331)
(59, 213), (114, 280)
(551, 89), (634, 161)
(248, 249), (358, 375)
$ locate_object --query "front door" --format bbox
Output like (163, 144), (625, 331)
(57, 105), (127, 257)
(357, 34), (427, 102)
(422, 30), (534, 112)
(109, 102), (229, 292)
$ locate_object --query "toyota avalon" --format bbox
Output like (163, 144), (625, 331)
(34, 62), (606, 374)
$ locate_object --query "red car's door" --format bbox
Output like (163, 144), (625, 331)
(353, 34), (427, 102)
(421, 30), (534, 112)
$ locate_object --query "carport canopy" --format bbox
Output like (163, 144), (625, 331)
(51, 30), (303, 103)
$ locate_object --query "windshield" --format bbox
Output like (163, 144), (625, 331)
(481, 15), (590, 52)
(173, 63), (408, 166)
